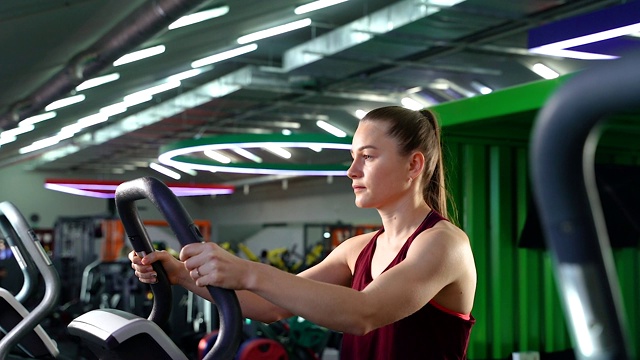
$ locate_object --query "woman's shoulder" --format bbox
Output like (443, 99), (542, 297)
(334, 231), (378, 270)
(413, 219), (471, 256)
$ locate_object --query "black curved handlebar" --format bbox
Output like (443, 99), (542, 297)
(530, 52), (640, 359)
(0, 213), (39, 304)
(0, 201), (61, 359)
(115, 177), (242, 360)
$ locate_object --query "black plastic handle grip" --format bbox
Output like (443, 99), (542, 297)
(530, 51), (640, 359)
(0, 214), (39, 304)
(115, 177), (242, 360)
(0, 201), (61, 359)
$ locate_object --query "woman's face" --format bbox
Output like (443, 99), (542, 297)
(347, 120), (413, 209)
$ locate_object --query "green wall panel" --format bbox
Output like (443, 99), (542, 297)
(444, 138), (573, 359)
(435, 75), (640, 359)
(445, 137), (640, 359)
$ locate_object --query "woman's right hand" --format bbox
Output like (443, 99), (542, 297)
(129, 250), (187, 286)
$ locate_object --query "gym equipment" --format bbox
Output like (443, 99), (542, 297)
(0, 213), (39, 306)
(530, 52), (640, 358)
(0, 201), (60, 359)
(67, 177), (242, 359)
(236, 338), (288, 359)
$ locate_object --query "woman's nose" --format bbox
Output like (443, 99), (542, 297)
(347, 160), (360, 178)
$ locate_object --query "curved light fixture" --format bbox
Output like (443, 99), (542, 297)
(45, 179), (234, 198)
(158, 134), (352, 176)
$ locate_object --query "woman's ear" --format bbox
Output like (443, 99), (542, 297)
(408, 151), (425, 179)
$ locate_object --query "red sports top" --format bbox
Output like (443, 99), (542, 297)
(340, 211), (475, 360)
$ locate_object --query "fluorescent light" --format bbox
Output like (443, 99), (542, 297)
(99, 103), (128, 117)
(401, 97), (423, 111)
(166, 67), (210, 82)
(123, 80), (181, 104)
(308, 145), (323, 152)
(295, 0), (348, 14)
(19, 135), (65, 154)
(171, 164), (198, 176)
(529, 22), (640, 60)
(316, 120), (347, 137)
(59, 123), (82, 137)
(529, 48), (617, 60)
(191, 44), (258, 68)
(204, 150), (232, 163)
(159, 134), (352, 176)
(263, 145), (291, 159)
(531, 63), (559, 79)
(123, 94), (153, 107)
(237, 18), (312, 44)
(59, 113), (109, 138)
(168, 6), (230, 30)
(0, 135), (16, 146)
(18, 112), (56, 127)
(150, 162), (181, 180)
(470, 81), (492, 95)
(44, 94), (85, 111)
(282, 129), (292, 135)
(354, 109), (367, 119)
(77, 113), (109, 127)
(231, 146), (263, 163)
(113, 45), (165, 66)
(45, 179), (234, 198)
(2, 125), (34, 140)
(76, 73), (120, 91)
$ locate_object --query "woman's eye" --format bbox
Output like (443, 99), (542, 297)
(363, 154), (372, 160)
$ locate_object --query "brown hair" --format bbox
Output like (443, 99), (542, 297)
(362, 106), (450, 218)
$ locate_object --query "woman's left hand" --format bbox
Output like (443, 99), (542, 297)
(180, 242), (252, 290)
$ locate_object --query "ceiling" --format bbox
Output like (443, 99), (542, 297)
(0, 0), (632, 191)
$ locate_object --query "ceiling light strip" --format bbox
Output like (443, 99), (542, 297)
(237, 18), (312, 44)
(191, 44), (258, 68)
(150, 162), (181, 179)
(44, 95), (86, 111)
(45, 179), (234, 198)
(113, 45), (166, 66)
(294, 0), (349, 15)
(76, 73), (120, 91)
(159, 134), (352, 176)
(168, 6), (230, 30)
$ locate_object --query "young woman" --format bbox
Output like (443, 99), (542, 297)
(130, 106), (477, 359)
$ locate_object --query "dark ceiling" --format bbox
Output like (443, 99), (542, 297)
(0, 0), (633, 189)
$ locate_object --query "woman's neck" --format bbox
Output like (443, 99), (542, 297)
(377, 201), (432, 244)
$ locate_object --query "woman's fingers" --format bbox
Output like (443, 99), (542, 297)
(130, 250), (162, 283)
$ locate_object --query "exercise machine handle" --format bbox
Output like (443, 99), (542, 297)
(0, 202), (61, 359)
(530, 52), (640, 359)
(115, 176), (242, 360)
(0, 213), (39, 304)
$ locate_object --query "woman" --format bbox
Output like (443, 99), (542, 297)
(130, 106), (477, 359)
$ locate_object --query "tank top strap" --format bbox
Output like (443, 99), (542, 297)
(396, 210), (446, 261)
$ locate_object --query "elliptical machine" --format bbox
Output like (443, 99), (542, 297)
(530, 51), (640, 359)
(0, 201), (61, 359)
(67, 177), (242, 359)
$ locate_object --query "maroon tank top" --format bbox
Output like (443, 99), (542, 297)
(340, 211), (475, 360)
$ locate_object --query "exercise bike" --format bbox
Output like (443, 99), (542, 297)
(0, 201), (61, 359)
(67, 177), (242, 359)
